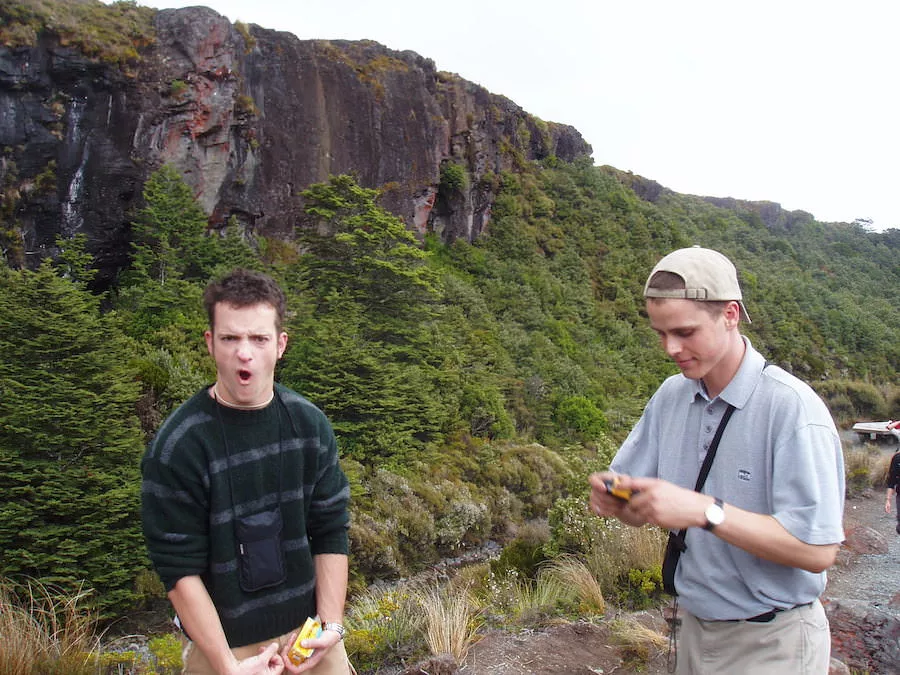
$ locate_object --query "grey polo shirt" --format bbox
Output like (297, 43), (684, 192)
(611, 337), (845, 620)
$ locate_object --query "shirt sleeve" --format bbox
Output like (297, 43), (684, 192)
(770, 417), (845, 546)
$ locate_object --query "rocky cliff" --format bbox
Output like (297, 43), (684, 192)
(0, 3), (591, 285)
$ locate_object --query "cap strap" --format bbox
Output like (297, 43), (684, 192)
(644, 288), (709, 300)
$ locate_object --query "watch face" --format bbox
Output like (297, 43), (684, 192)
(705, 501), (725, 527)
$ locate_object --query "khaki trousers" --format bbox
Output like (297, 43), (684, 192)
(182, 631), (353, 675)
(676, 599), (830, 675)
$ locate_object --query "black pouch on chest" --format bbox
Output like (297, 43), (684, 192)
(235, 507), (286, 592)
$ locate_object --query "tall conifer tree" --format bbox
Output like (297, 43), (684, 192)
(0, 263), (146, 614)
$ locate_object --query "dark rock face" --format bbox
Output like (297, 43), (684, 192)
(700, 196), (815, 231)
(0, 6), (591, 285)
(825, 599), (900, 674)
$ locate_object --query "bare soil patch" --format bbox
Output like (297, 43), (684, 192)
(461, 614), (672, 674)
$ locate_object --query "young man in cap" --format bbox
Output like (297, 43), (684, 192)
(141, 269), (352, 675)
(589, 247), (845, 674)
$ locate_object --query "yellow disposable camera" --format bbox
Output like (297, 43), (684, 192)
(287, 616), (322, 666)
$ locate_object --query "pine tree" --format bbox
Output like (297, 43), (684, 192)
(282, 175), (447, 462)
(0, 263), (146, 615)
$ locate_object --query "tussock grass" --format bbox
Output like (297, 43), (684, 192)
(0, 578), (102, 675)
(416, 582), (483, 662)
(610, 617), (667, 649)
(844, 446), (881, 496)
(511, 572), (573, 623)
(609, 617), (668, 670)
(542, 554), (605, 615)
(872, 451), (894, 488)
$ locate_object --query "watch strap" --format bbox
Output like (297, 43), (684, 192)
(703, 497), (725, 530)
(323, 622), (346, 640)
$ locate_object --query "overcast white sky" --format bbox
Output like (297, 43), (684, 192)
(143, 0), (899, 231)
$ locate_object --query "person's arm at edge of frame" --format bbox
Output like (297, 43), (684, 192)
(281, 553), (349, 674)
(887, 453), (899, 514)
(168, 575), (283, 675)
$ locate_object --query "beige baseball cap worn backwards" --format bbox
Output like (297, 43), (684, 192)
(643, 246), (751, 322)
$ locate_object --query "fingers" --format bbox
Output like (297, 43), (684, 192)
(258, 642), (280, 656)
(281, 632), (340, 673)
(301, 631), (341, 650)
(244, 642), (284, 674)
(590, 472), (647, 525)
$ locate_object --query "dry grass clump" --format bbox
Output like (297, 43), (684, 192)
(541, 555), (605, 615)
(872, 451), (895, 488)
(416, 581), (483, 662)
(843, 444), (894, 496)
(609, 617), (668, 670)
(0, 578), (102, 675)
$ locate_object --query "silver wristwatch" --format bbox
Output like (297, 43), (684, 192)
(703, 497), (725, 531)
(323, 622), (346, 640)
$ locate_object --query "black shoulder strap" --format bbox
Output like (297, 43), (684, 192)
(672, 360), (771, 550)
(670, 403), (736, 553)
(693, 404), (736, 492)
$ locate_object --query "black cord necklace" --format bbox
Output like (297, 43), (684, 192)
(213, 388), (286, 513)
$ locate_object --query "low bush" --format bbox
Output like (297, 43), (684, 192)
(345, 587), (424, 670)
(814, 380), (889, 425)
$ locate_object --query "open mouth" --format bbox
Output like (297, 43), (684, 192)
(238, 369), (252, 383)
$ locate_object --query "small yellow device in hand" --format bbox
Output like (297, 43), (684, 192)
(288, 616), (322, 666)
(603, 476), (634, 501)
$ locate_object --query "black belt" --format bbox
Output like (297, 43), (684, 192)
(745, 609), (781, 623)
(744, 602), (812, 623)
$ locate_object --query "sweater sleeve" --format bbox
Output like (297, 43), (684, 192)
(306, 414), (350, 556)
(140, 423), (211, 591)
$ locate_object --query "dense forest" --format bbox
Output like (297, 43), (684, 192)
(1, 154), (898, 619)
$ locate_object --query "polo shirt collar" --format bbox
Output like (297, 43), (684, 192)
(691, 336), (765, 409)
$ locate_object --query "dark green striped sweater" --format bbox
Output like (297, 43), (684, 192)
(141, 383), (350, 647)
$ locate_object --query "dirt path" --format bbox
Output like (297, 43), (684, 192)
(824, 487), (900, 609)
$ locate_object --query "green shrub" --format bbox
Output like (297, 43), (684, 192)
(545, 495), (602, 557)
(345, 588), (424, 670)
(349, 512), (403, 579)
(490, 521), (550, 580)
(813, 380), (888, 424)
(148, 633), (182, 673)
(0, 0), (155, 69)
(440, 162), (468, 193)
(555, 395), (608, 440)
(621, 565), (664, 609)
